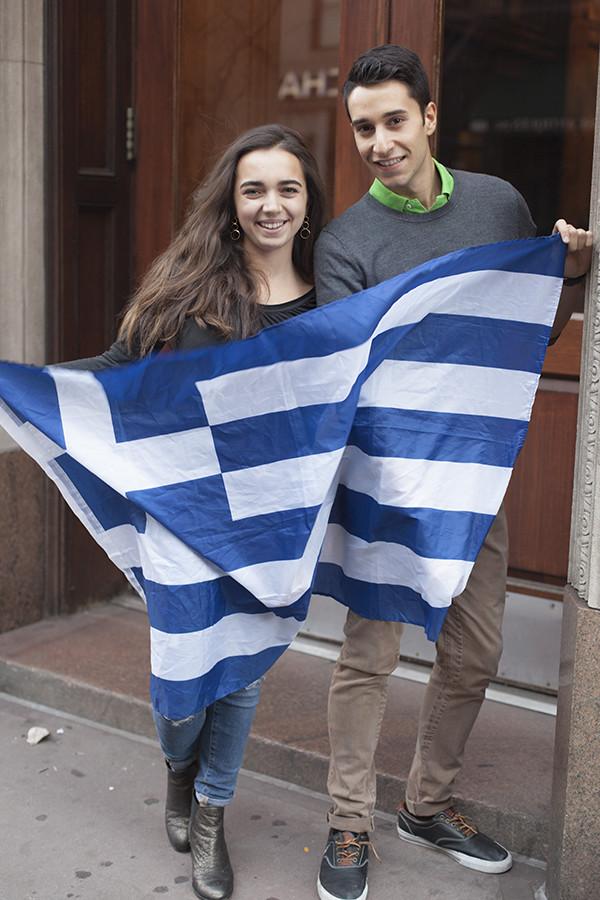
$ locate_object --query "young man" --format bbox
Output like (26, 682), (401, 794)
(314, 44), (592, 900)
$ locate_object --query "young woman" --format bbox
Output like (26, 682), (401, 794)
(65, 124), (325, 900)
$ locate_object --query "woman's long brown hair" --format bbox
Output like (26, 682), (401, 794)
(119, 124), (326, 356)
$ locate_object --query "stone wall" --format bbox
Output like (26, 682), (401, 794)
(0, 0), (47, 631)
(546, 53), (600, 900)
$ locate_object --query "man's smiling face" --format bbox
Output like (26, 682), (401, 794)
(347, 80), (437, 200)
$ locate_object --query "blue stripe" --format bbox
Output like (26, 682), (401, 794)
(57, 454), (147, 532)
(212, 402), (352, 472)
(101, 362), (209, 442)
(150, 644), (292, 719)
(128, 476), (319, 570)
(93, 236), (564, 393)
(137, 568), (310, 634)
(377, 315), (550, 373)
(315, 563), (449, 641)
(439, 233), (565, 278)
(212, 316), (547, 474)
(0, 362), (66, 449)
(330, 485), (494, 561)
(349, 407), (528, 467)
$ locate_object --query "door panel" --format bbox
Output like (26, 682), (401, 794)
(543, 317), (582, 379)
(504, 388), (579, 581)
(133, 0), (178, 279)
(46, 0), (133, 612)
(177, 0), (280, 219)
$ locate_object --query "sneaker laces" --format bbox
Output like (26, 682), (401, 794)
(442, 807), (477, 838)
(334, 832), (381, 865)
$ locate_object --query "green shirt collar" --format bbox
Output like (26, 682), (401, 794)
(369, 159), (454, 213)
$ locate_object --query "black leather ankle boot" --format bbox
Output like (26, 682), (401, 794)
(164, 760), (196, 852)
(189, 797), (234, 900)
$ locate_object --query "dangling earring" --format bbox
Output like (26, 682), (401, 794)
(299, 216), (311, 240)
(230, 218), (242, 241)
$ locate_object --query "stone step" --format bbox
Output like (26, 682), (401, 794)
(0, 601), (553, 861)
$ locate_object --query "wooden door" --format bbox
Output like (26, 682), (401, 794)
(46, 0), (134, 613)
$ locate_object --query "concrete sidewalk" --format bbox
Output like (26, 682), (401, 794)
(1, 693), (545, 900)
(0, 602), (556, 862)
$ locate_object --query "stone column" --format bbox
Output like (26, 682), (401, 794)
(0, 0), (48, 630)
(0, 0), (45, 368)
(546, 56), (600, 900)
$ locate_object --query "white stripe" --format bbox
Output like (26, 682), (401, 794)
(5, 408), (330, 597)
(195, 270), (559, 427)
(49, 369), (221, 493)
(51, 447), (225, 587)
(372, 269), (562, 338)
(196, 340), (371, 426)
(228, 475), (339, 606)
(150, 612), (303, 681)
(223, 447), (344, 520)
(48, 427), (336, 600)
(47, 460), (146, 582)
(131, 466), (338, 596)
(97, 524), (142, 570)
(96, 491), (329, 598)
(2, 415), (223, 589)
(338, 445), (511, 514)
(138, 516), (223, 584)
(0, 400), (64, 464)
(359, 359), (540, 421)
(99, 515), (224, 586)
(320, 524), (474, 608)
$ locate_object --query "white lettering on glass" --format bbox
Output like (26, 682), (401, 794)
(278, 68), (339, 100)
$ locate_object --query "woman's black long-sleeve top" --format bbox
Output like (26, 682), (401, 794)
(64, 290), (315, 370)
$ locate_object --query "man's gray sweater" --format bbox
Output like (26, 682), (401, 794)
(315, 169), (536, 305)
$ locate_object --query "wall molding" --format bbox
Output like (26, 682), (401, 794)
(568, 62), (600, 609)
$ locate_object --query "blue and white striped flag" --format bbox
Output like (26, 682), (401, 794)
(0, 236), (565, 718)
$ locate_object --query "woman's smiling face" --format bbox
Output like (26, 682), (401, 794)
(234, 147), (308, 257)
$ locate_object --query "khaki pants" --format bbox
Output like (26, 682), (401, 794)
(327, 506), (508, 833)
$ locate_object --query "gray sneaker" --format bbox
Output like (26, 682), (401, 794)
(397, 805), (512, 874)
(317, 829), (370, 900)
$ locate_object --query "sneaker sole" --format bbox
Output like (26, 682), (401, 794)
(396, 824), (513, 874)
(317, 876), (368, 900)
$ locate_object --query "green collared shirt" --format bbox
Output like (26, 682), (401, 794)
(369, 159), (454, 213)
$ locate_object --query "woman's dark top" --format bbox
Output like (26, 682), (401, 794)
(65, 288), (316, 371)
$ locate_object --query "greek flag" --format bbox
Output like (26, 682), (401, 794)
(0, 236), (565, 719)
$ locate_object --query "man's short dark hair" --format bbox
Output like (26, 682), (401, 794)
(343, 44), (431, 116)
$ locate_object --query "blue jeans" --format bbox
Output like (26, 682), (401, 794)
(153, 680), (262, 806)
